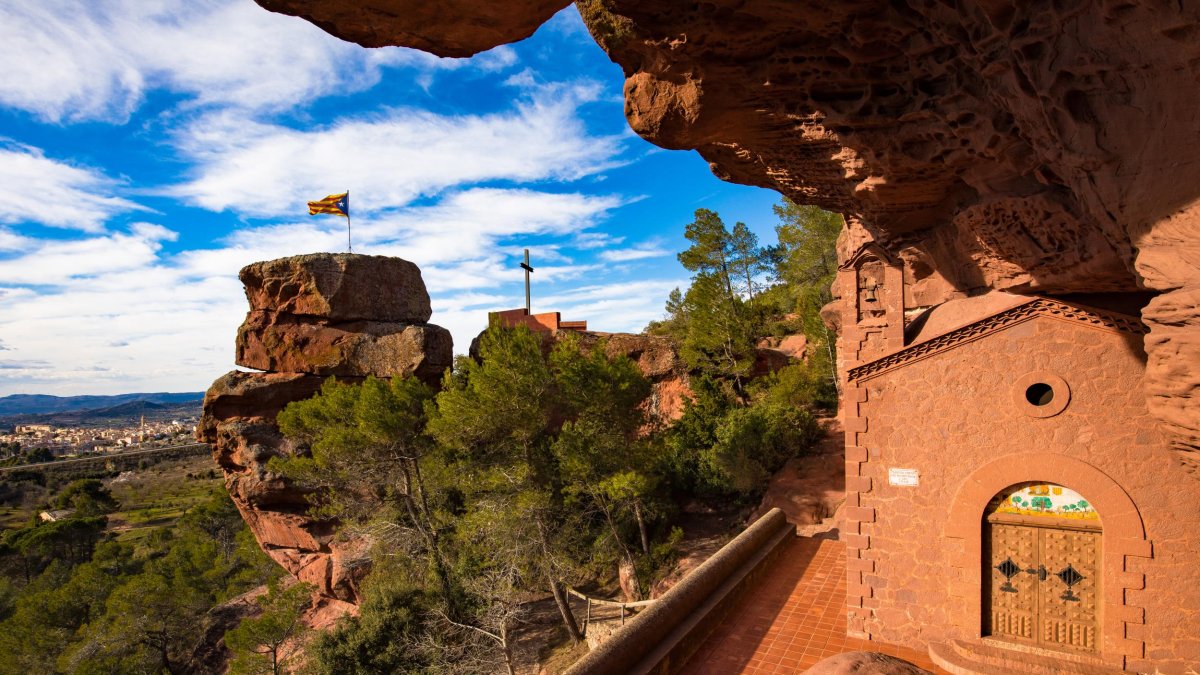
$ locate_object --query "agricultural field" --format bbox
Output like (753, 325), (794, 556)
(0, 453), (224, 542)
(105, 454), (224, 545)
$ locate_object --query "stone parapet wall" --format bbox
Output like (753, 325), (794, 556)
(197, 253), (452, 604)
(565, 508), (794, 675)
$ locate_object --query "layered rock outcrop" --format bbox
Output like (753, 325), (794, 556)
(251, 0), (1200, 461)
(806, 651), (932, 675)
(197, 253), (452, 603)
(572, 331), (692, 422)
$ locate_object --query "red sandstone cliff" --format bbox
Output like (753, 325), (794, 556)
(250, 0), (1200, 466)
(197, 253), (452, 605)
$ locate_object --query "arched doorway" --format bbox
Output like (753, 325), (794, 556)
(983, 482), (1101, 654)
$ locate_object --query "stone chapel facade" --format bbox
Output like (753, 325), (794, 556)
(836, 244), (1200, 673)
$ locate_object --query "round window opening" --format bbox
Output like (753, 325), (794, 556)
(1014, 373), (1070, 418)
(1025, 382), (1055, 406)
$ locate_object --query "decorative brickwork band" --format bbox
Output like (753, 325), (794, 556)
(848, 298), (1147, 383)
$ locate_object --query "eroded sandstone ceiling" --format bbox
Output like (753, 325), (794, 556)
(253, 0), (1200, 457)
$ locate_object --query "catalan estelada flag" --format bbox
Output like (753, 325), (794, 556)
(307, 191), (349, 218)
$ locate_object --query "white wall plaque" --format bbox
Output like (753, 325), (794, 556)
(888, 468), (919, 487)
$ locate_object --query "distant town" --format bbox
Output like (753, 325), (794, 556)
(0, 415), (200, 464)
(0, 394), (203, 466)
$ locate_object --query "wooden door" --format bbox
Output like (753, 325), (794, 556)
(986, 523), (1039, 642)
(1038, 528), (1099, 651)
(985, 522), (1100, 654)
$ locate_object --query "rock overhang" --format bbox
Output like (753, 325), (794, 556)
(245, 1), (1200, 455)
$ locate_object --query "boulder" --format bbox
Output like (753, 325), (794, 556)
(804, 651), (933, 675)
(754, 334), (808, 376)
(752, 346), (792, 378)
(777, 334), (808, 360)
(199, 253), (454, 605)
(240, 253), (431, 323)
(198, 371), (328, 441)
(235, 311), (452, 382)
(596, 332), (681, 379)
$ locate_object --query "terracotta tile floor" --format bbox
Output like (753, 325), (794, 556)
(681, 537), (947, 674)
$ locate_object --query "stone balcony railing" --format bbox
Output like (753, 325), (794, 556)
(566, 508), (794, 675)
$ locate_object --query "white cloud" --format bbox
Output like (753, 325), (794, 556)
(362, 189), (625, 263)
(200, 188), (624, 271)
(0, 187), (631, 394)
(573, 232), (625, 249)
(0, 223), (175, 286)
(0, 228), (33, 251)
(171, 83), (625, 217)
(539, 279), (687, 334)
(0, 0), (519, 123)
(599, 241), (671, 262)
(0, 143), (145, 232)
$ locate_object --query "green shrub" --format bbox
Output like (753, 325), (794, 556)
(705, 402), (819, 493)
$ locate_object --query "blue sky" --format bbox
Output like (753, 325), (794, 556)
(0, 1), (780, 396)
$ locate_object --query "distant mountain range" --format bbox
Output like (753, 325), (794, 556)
(0, 393), (205, 428)
(0, 392), (203, 417)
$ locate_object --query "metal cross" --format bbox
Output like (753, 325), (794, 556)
(520, 248), (534, 313)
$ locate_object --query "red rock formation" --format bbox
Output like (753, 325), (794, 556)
(236, 311), (451, 380)
(253, 0), (571, 57)
(240, 253), (432, 323)
(198, 253), (452, 603)
(249, 0), (1200, 461)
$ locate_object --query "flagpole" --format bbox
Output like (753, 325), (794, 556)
(346, 189), (352, 253)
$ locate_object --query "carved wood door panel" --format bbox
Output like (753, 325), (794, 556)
(985, 522), (1100, 654)
(986, 523), (1038, 642)
(1039, 528), (1099, 652)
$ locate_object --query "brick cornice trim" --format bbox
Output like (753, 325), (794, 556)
(848, 298), (1147, 382)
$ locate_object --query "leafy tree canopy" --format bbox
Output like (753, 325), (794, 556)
(54, 479), (119, 516)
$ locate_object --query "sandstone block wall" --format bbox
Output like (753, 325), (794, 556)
(197, 253), (452, 604)
(844, 315), (1200, 672)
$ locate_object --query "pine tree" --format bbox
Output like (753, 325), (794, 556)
(427, 325), (585, 644)
(678, 208), (736, 297)
(225, 581), (314, 675)
(274, 376), (455, 611)
(729, 221), (768, 304)
(772, 200), (844, 395)
(671, 209), (763, 384)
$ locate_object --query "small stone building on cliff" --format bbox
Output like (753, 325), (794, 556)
(836, 244), (1200, 672)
